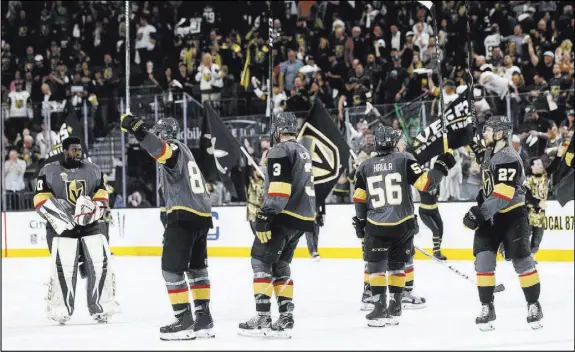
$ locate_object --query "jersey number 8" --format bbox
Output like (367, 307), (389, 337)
(366, 173), (403, 208)
(187, 161), (206, 194)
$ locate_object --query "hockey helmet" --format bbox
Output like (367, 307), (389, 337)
(152, 117), (180, 140)
(484, 115), (512, 141)
(524, 105), (537, 120)
(373, 125), (402, 153)
(272, 111), (298, 136)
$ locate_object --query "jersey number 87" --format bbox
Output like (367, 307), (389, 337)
(188, 161), (206, 194)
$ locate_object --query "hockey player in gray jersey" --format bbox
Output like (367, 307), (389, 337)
(463, 116), (543, 331)
(238, 112), (315, 339)
(34, 136), (120, 324)
(352, 126), (455, 327)
(121, 114), (214, 340)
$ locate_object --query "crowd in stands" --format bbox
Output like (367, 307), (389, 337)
(2, 1), (574, 210)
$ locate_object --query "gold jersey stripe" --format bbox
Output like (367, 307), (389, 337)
(33, 192), (53, 209)
(367, 214), (415, 226)
(419, 203), (438, 210)
(493, 183), (515, 201)
(413, 173), (430, 192)
(155, 141), (173, 164)
(280, 209), (315, 221)
(519, 270), (540, 288)
(352, 188), (367, 203)
(268, 182), (292, 198)
(477, 273), (495, 287)
(93, 189), (109, 201)
(165, 206), (211, 217)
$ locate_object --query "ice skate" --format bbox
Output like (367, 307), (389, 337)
(401, 290), (426, 309)
(388, 294), (402, 321)
(238, 313), (272, 337)
(361, 287), (374, 311)
(311, 252), (321, 262)
(160, 313), (196, 341)
(475, 302), (496, 331)
(433, 250), (447, 260)
(193, 305), (215, 338)
(271, 313), (294, 339)
(527, 301), (543, 330)
(366, 300), (397, 327)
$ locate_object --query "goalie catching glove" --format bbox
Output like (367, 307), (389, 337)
(74, 195), (106, 226)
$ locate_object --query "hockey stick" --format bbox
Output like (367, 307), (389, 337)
(415, 245), (505, 293)
(418, 1), (448, 153)
(464, 1), (477, 134)
(125, 0), (131, 115)
(241, 146), (266, 179)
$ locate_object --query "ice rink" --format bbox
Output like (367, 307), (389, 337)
(2, 256), (574, 350)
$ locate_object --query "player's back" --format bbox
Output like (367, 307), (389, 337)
(357, 151), (416, 226)
(263, 140), (316, 232)
(160, 139), (213, 228)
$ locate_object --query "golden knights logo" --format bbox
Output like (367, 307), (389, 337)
(66, 180), (87, 204)
(297, 123), (341, 185)
(481, 169), (494, 198)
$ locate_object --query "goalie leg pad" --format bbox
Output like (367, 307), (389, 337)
(46, 237), (80, 324)
(81, 234), (120, 321)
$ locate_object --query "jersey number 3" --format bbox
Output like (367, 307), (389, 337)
(188, 161), (206, 194)
(367, 173), (402, 208)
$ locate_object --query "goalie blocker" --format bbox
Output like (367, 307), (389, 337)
(34, 136), (120, 324)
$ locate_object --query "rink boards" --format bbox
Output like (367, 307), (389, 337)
(2, 202), (573, 261)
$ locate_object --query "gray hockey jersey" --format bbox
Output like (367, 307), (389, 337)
(353, 152), (444, 226)
(479, 145), (526, 219)
(261, 139), (316, 232)
(34, 160), (108, 209)
(140, 132), (213, 229)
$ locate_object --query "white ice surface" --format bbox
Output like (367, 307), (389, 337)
(2, 257), (574, 350)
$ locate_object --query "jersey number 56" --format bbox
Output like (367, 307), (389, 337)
(367, 173), (403, 208)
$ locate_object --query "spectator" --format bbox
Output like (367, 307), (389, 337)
(4, 149), (27, 208)
(439, 148), (463, 201)
(127, 191), (152, 208)
(9, 70), (22, 92)
(5, 80), (32, 141)
(195, 53), (223, 110)
(511, 134), (531, 172)
(279, 48), (303, 95)
(35, 121), (58, 160)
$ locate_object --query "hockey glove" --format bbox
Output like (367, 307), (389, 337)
(463, 206), (486, 231)
(352, 216), (367, 239)
(120, 113), (148, 141)
(475, 191), (485, 207)
(565, 151), (574, 169)
(255, 212), (273, 243)
(469, 137), (486, 164)
(433, 151), (456, 176)
(316, 213), (324, 227)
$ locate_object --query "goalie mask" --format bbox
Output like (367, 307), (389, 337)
(152, 117), (180, 141)
(272, 111), (298, 142)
